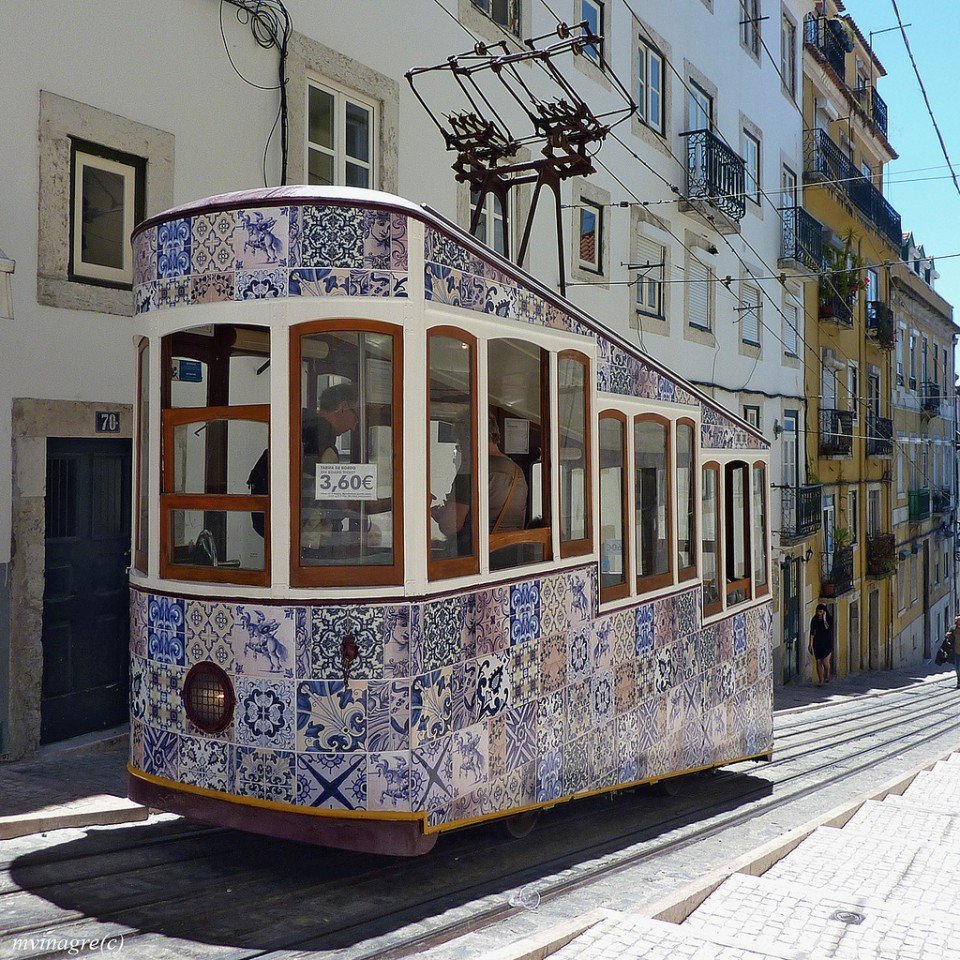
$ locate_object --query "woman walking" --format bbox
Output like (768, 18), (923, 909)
(808, 603), (834, 687)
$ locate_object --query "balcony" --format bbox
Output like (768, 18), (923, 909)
(680, 128), (746, 233)
(820, 408), (854, 457)
(780, 484), (823, 542)
(909, 488), (931, 522)
(933, 487), (953, 515)
(853, 84), (889, 138)
(805, 129), (902, 248)
(866, 534), (896, 578)
(922, 381), (943, 417)
(780, 206), (824, 272)
(821, 544), (854, 598)
(819, 292), (853, 327)
(804, 14), (848, 82)
(865, 413), (893, 457)
(866, 301), (895, 349)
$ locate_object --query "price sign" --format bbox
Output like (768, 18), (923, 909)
(315, 463), (378, 501)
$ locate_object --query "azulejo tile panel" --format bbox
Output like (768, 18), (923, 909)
(129, 575), (773, 825)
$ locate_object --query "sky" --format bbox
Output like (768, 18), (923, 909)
(840, 0), (960, 323)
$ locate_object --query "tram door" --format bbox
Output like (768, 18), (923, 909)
(42, 438), (131, 743)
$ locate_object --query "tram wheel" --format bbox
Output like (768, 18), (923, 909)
(650, 776), (682, 797)
(501, 809), (540, 838)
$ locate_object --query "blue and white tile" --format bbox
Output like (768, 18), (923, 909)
(366, 679), (410, 751)
(566, 626), (594, 683)
(565, 678), (592, 742)
(296, 679), (367, 753)
(192, 273), (234, 304)
(145, 661), (184, 731)
(475, 653), (511, 720)
(563, 736), (593, 796)
(236, 747), (294, 803)
(297, 752), (367, 810)
(147, 595), (185, 665)
(157, 218), (192, 278)
(411, 667), (453, 746)
(235, 676), (295, 749)
(411, 734), (455, 812)
(382, 603), (411, 678)
(191, 211), (236, 274)
(536, 748), (563, 803)
(452, 722), (489, 796)
(504, 702), (537, 773)
(133, 227), (157, 284)
(231, 604), (295, 676)
(234, 207), (288, 269)
(142, 725), (178, 779)
(311, 606), (384, 681)
(418, 595), (467, 672)
(635, 603), (654, 655)
(509, 580), (541, 645)
(184, 600), (234, 669)
(474, 585), (509, 657)
(537, 688), (565, 753)
(155, 277), (192, 310)
(236, 268), (287, 300)
(367, 751), (411, 812)
(178, 735), (232, 791)
(299, 205), (364, 268)
(567, 567), (594, 627)
(130, 590), (149, 657)
(591, 669), (615, 726)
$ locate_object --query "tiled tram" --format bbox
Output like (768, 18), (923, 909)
(128, 187), (773, 856)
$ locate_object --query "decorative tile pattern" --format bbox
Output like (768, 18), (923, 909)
(366, 679), (410, 752)
(297, 680), (367, 753)
(411, 734), (455, 811)
(157, 218), (191, 278)
(236, 747), (294, 803)
(411, 667), (453, 746)
(418, 595), (467, 673)
(367, 751), (411, 811)
(232, 605), (295, 676)
(297, 752), (366, 810)
(509, 581), (541, 645)
(179, 736), (232, 791)
(146, 661), (184, 731)
(311, 606), (384, 680)
(474, 586), (510, 656)
(192, 211), (236, 274)
(142, 725), (178, 779)
(147, 596), (185, 666)
(234, 207), (289, 269)
(453, 722), (489, 795)
(184, 600), (234, 669)
(235, 677), (295, 749)
(540, 632), (567, 694)
(475, 653), (511, 720)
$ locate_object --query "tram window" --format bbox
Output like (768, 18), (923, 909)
(725, 461), (751, 606)
(160, 325), (270, 585)
(293, 324), (402, 586)
(487, 338), (551, 571)
(428, 330), (479, 579)
(558, 352), (592, 558)
(702, 462), (722, 617)
(635, 415), (672, 591)
(677, 419), (696, 581)
(753, 462), (769, 597)
(134, 339), (149, 573)
(599, 412), (629, 603)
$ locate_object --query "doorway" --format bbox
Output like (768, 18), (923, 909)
(42, 438), (131, 743)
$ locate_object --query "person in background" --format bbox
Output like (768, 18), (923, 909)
(487, 415), (527, 534)
(954, 615), (960, 689)
(808, 603), (833, 687)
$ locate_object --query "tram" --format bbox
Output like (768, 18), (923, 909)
(128, 186), (773, 856)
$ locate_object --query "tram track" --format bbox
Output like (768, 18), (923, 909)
(5, 678), (959, 960)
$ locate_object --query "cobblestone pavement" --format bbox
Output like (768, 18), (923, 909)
(548, 752), (960, 960)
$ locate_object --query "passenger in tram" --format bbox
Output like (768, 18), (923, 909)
(431, 418), (473, 556)
(808, 603), (834, 686)
(488, 414), (528, 534)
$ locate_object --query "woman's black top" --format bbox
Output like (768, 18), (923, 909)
(809, 614), (833, 659)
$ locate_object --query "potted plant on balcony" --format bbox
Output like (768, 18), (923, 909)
(819, 232), (865, 319)
(821, 527), (853, 597)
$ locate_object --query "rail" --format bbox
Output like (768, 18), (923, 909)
(821, 544), (854, 598)
(780, 484), (823, 541)
(866, 533), (896, 578)
(866, 301), (895, 349)
(854, 84), (889, 137)
(780, 206), (823, 271)
(865, 413), (892, 457)
(681, 128), (746, 223)
(804, 14), (847, 80)
(820, 408), (854, 456)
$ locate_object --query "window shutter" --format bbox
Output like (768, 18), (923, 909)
(688, 258), (709, 328)
(784, 303), (799, 356)
(636, 235), (663, 312)
(742, 286), (760, 344)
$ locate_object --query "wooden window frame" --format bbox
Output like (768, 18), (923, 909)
(702, 460), (723, 618)
(559, 350), (593, 559)
(427, 326), (480, 581)
(753, 460), (769, 598)
(133, 336), (149, 574)
(289, 319), (404, 588)
(488, 341), (553, 568)
(724, 459), (752, 606)
(635, 413), (673, 593)
(599, 410), (630, 604)
(159, 404), (271, 587)
(676, 417), (698, 582)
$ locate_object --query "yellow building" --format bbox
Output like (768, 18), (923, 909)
(791, 1), (901, 679)
(890, 237), (958, 665)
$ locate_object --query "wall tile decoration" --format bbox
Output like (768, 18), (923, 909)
(296, 679), (367, 753)
(236, 676), (295, 750)
(297, 752), (367, 810)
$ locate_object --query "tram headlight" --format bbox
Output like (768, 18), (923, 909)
(182, 662), (235, 734)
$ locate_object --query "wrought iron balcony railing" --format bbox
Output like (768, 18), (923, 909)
(681, 128), (746, 224)
(922, 381), (942, 416)
(865, 413), (893, 457)
(819, 291), (853, 326)
(820, 408), (854, 456)
(933, 487), (953, 515)
(804, 14), (848, 81)
(866, 533), (896, 578)
(821, 544), (854, 598)
(853, 84), (889, 137)
(909, 487), (931, 522)
(805, 129), (902, 248)
(780, 484), (823, 542)
(866, 301), (895, 348)
(780, 206), (824, 271)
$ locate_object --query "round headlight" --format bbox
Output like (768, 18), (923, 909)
(182, 662), (235, 734)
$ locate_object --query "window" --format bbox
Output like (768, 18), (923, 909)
(307, 78), (375, 188)
(677, 420), (697, 581)
(599, 412), (629, 603)
(582, 0), (603, 64)
(471, 0), (521, 34)
(896, 327), (904, 386)
(292, 322), (402, 587)
(688, 82), (713, 131)
(897, 435), (905, 498)
(702, 463), (723, 616)
(741, 284), (761, 345)
(688, 257), (711, 330)
(784, 301), (799, 357)
(781, 164), (798, 209)
(753, 462), (768, 597)
(579, 200), (602, 272)
(909, 333), (917, 390)
(847, 489), (858, 544)
(741, 130), (761, 205)
(743, 405), (761, 430)
(635, 415), (672, 591)
(428, 329), (479, 580)
(741, 0), (760, 56)
(898, 558), (907, 611)
(725, 461), (751, 605)
(470, 187), (510, 257)
(781, 12), (797, 96)
(558, 352), (592, 557)
(911, 553), (919, 603)
(848, 363), (858, 420)
(866, 268), (879, 305)
(161, 325), (271, 586)
(70, 140), (145, 287)
(637, 39), (664, 132)
(134, 339), (150, 573)
(488, 338), (551, 571)
(635, 235), (664, 318)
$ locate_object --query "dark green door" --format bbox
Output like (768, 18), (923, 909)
(782, 557), (801, 683)
(42, 438), (131, 744)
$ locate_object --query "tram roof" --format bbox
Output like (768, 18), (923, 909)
(134, 185), (768, 448)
